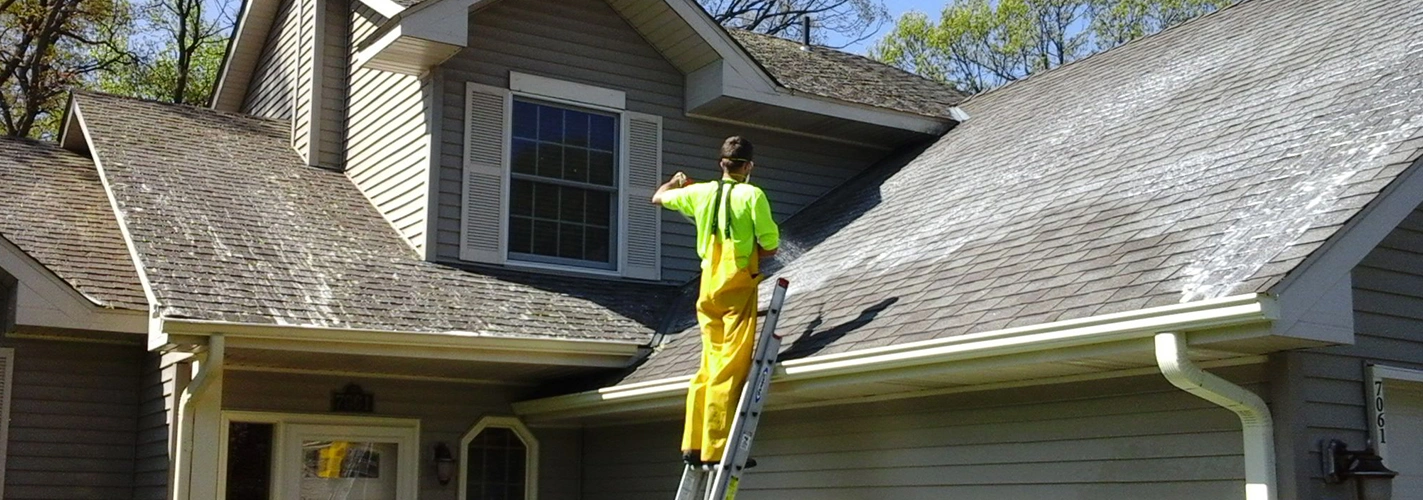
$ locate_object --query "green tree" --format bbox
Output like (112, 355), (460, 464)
(0, 0), (135, 137)
(701, 0), (889, 48)
(871, 0), (1229, 94)
(96, 0), (234, 105)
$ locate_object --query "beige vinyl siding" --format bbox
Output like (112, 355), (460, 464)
(291, 0), (316, 164)
(345, 5), (431, 251)
(242, 0), (298, 120)
(582, 368), (1264, 499)
(223, 370), (577, 500)
(133, 354), (188, 500)
(433, 0), (884, 282)
(1, 337), (142, 500)
(1274, 205), (1423, 499)
(317, 0), (349, 168)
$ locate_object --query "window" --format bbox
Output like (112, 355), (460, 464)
(508, 100), (618, 269)
(460, 416), (539, 500)
(462, 78), (663, 280)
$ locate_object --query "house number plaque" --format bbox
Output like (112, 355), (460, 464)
(331, 383), (375, 413)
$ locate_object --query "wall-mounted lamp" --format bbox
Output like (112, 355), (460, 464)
(1321, 439), (1397, 500)
(433, 442), (456, 486)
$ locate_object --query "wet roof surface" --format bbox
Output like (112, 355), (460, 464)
(0, 138), (147, 310)
(620, 0), (1423, 384)
(727, 29), (966, 119)
(76, 92), (670, 340)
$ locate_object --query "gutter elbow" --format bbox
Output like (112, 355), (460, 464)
(1155, 332), (1276, 500)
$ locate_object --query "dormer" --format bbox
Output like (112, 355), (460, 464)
(209, 0), (966, 283)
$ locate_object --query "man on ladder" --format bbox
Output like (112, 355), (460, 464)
(652, 136), (780, 470)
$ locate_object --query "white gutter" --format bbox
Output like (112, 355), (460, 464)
(1154, 332), (1276, 500)
(172, 334), (224, 500)
(162, 318), (644, 357)
(515, 293), (1274, 418)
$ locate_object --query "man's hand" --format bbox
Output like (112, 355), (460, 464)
(651, 171), (690, 205)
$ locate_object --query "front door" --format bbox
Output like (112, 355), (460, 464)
(279, 424), (419, 500)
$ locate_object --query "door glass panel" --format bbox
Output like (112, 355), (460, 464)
(226, 422), (274, 500)
(299, 441), (400, 500)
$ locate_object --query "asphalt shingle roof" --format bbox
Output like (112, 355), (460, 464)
(76, 92), (670, 341)
(621, 0), (1423, 384)
(727, 29), (967, 119)
(0, 137), (147, 310)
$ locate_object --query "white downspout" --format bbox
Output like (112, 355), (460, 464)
(1154, 332), (1276, 500)
(172, 334), (224, 500)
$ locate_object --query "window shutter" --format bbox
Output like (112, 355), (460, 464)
(621, 112), (662, 281)
(0, 348), (14, 498)
(462, 82), (511, 264)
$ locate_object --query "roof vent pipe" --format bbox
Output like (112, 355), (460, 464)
(801, 16), (811, 51)
(1155, 332), (1277, 500)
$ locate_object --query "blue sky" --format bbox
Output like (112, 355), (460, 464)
(829, 0), (947, 55)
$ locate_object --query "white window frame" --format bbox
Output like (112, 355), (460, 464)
(216, 411), (421, 500)
(501, 72), (629, 278)
(458, 415), (540, 500)
(1365, 363), (1423, 465)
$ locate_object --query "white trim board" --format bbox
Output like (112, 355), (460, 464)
(514, 294), (1278, 420)
(0, 233), (146, 334)
(510, 71), (625, 110)
(218, 411), (422, 499)
(458, 416), (540, 500)
(1366, 363), (1423, 465)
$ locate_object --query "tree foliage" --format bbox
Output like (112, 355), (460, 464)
(701, 0), (889, 48)
(96, 0), (233, 105)
(871, 0), (1230, 94)
(0, 0), (135, 137)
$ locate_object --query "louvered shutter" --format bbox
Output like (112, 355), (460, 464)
(461, 83), (511, 264)
(0, 348), (14, 499)
(621, 112), (662, 281)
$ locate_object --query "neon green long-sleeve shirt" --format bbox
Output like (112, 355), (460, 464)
(660, 177), (779, 270)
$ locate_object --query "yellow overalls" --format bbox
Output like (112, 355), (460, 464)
(682, 180), (762, 463)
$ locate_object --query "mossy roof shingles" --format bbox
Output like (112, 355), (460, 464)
(0, 137), (147, 310)
(76, 92), (670, 341)
(622, 0), (1423, 384)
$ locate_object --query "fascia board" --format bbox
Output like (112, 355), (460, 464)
(1269, 154), (1423, 334)
(0, 237), (146, 334)
(211, 0), (280, 112)
(356, 0), (406, 19)
(73, 101), (166, 341)
(661, 0), (778, 92)
(161, 318), (643, 366)
(687, 58), (951, 136)
(398, 0), (473, 46)
(352, 25), (404, 70)
(726, 85), (951, 135)
(512, 293), (1274, 419)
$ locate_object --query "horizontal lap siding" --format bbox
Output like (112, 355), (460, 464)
(433, 0), (883, 282)
(222, 371), (578, 500)
(291, 0), (316, 164)
(583, 369), (1267, 499)
(1, 338), (143, 500)
(1283, 205), (1423, 499)
(132, 354), (186, 500)
(242, 0), (298, 120)
(345, 5), (429, 252)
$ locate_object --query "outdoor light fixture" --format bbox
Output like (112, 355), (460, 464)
(1321, 439), (1397, 500)
(433, 442), (456, 486)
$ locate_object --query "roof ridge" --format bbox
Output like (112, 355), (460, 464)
(962, 0), (1255, 105)
(728, 29), (965, 96)
(72, 89), (290, 127)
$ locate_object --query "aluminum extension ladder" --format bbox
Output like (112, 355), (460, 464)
(676, 278), (790, 500)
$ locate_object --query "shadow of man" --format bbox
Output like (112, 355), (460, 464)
(780, 297), (899, 362)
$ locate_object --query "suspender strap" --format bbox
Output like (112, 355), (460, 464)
(710, 179), (737, 240)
